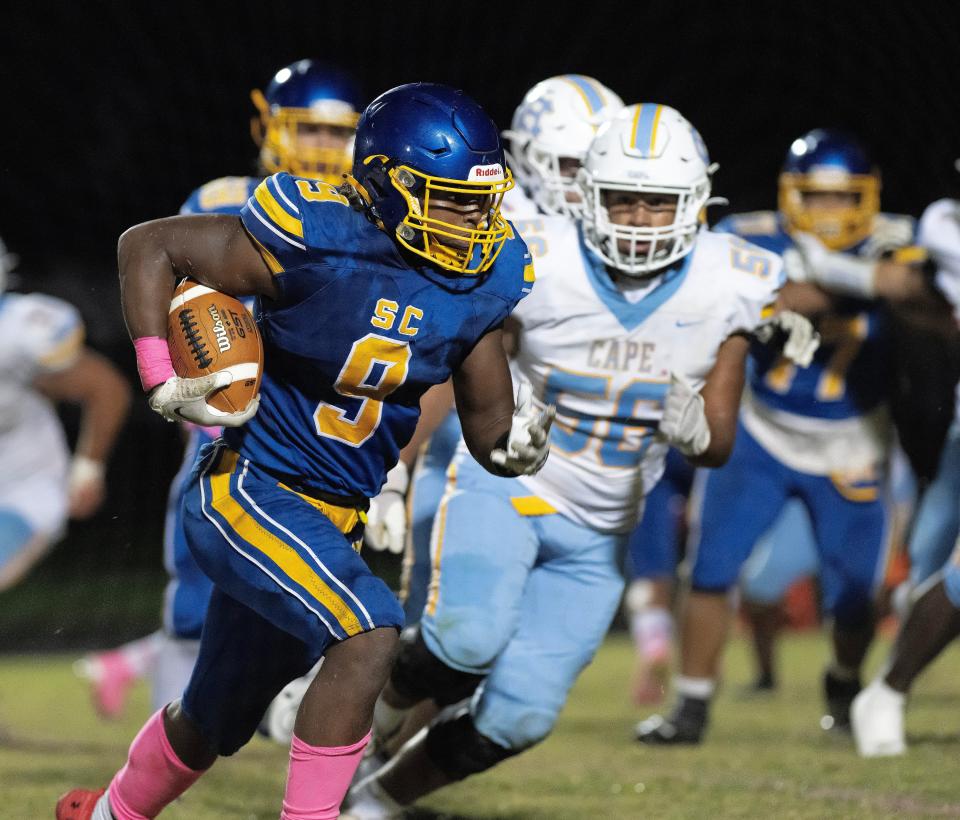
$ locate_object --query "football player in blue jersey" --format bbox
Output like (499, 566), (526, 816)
(637, 128), (923, 745)
(57, 82), (552, 820)
(75, 59), (365, 724)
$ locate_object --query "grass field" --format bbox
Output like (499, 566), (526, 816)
(3, 632), (960, 818)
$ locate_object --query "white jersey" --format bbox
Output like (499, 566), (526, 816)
(0, 293), (83, 530)
(919, 198), (960, 422)
(502, 185), (540, 219)
(510, 220), (782, 532)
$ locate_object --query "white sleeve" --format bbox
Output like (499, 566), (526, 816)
(19, 294), (85, 375)
(920, 200), (960, 308)
(724, 245), (784, 338)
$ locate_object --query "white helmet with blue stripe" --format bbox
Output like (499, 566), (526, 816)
(580, 103), (714, 276)
(503, 75), (623, 218)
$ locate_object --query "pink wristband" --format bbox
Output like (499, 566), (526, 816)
(133, 336), (175, 392)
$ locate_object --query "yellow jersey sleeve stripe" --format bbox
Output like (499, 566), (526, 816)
(523, 263), (536, 283)
(208, 455), (364, 637)
(254, 182), (304, 239)
(38, 325), (85, 370)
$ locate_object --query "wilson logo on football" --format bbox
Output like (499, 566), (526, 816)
(207, 305), (232, 353)
(468, 164), (504, 181)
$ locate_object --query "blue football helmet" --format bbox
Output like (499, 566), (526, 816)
(778, 128), (880, 250)
(351, 83), (514, 275)
(251, 59), (363, 183)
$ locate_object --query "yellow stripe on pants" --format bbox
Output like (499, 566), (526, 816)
(208, 452), (363, 636)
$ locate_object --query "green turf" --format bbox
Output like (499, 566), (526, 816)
(3, 632), (960, 818)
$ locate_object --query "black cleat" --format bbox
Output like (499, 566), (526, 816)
(821, 669), (861, 732)
(635, 696), (708, 745)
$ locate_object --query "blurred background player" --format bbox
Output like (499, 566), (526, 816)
(852, 190), (960, 757)
(0, 237), (130, 594)
(75, 58), (363, 721)
(345, 103), (790, 819)
(637, 128), (919, 745)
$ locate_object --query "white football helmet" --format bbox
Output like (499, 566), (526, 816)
(580, 103), (714, 276)
(503, 75), (623, 217)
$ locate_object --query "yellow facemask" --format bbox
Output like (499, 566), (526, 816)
(778, 171), (880, 251)
(387, 163), (515, 275)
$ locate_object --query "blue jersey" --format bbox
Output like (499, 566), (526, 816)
(229, 172), (533, 498)
(715, 210), (912, 421)
(180, 176), (261, 216)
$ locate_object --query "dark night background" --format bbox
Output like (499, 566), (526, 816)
(2, 0), (960, 647)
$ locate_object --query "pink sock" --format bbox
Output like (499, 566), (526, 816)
(281, 730), (371, 820)
(107, 708), (209, 819)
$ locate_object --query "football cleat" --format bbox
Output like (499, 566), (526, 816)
(635, 697), (708, 745)
(55, 788), (105, 820)
(73, 651), (137, 720)
(820, 669), (862, 732)
(851, 680), (907, 757)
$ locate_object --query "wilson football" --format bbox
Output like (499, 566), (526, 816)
(167, 278), (262, 413)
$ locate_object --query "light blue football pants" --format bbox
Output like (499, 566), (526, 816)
(908, 422), (960, 589)
(420, 451), (625, 751)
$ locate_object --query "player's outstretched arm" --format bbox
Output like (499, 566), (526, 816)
(118, 214), (277, 341)
(33, 348), (132, 519)
(453, 328), (554, 476)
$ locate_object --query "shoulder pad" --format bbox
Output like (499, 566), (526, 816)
(715, 211), (780, 237)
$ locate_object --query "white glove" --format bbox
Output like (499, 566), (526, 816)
(490, 381), (556, 477)
(789, 232), (876, 297)
(365, 462), (409, 554)
(148, 372), (259, 428)
(753, 311), (821, 367)
(656, 373), (710, 457)
(860, 217), (915, 259)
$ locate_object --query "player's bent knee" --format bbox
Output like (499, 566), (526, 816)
(432, 614), (506, 672)
(391, 625), (484, 707)
(488, 704), (557, 750)
(425, 706), (517, 780)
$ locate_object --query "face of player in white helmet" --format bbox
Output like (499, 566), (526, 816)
(603, 190), (679, 256)
(580, 103), (712, 277)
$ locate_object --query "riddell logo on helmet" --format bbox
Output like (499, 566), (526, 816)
(469, 164), (504, 181)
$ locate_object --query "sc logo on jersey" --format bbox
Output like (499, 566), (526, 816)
(370, 298), (423, 337)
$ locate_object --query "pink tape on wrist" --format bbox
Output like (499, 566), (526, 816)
(134, 336), (175, 392)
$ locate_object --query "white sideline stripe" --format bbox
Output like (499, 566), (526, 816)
(238, 458), (376, 630)
(198, 443), (344, 640)
(168, 284), (217, 314)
